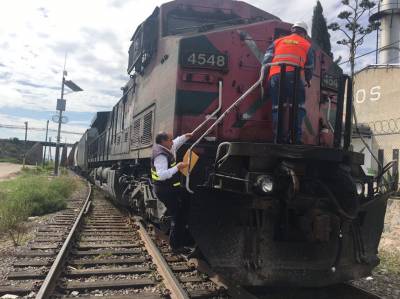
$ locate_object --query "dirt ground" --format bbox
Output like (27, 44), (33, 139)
(0, 163), (23, 181)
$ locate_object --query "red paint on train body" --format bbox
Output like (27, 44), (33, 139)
(170, 1), (340, 146)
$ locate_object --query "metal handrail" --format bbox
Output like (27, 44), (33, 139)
(186, 61), (306, 193)
(327, 97), (335, 133)
(185, 61), (304, 193)
(185, 64), (264, 193)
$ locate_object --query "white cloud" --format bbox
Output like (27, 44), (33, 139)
(0, 0), (164, 114)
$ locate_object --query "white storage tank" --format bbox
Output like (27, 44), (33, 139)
(370, 0), (400, 64)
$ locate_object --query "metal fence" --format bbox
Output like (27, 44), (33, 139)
(353, 120), (400, 193)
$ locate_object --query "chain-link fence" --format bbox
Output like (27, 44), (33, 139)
(353, 120), (400, 194)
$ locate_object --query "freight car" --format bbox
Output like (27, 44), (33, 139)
(70, 0), (391, 287)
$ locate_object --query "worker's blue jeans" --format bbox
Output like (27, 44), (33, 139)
(269, 73), (306, 143)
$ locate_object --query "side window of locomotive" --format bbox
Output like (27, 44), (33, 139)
(127, 8), (159, 75)
(163, 8), (240, 36)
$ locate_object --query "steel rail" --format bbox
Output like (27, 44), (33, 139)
(36, 182), (92, 299)
(135, 219), (190, 299)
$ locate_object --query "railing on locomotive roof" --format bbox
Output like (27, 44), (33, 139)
(186, 62), (304, 194)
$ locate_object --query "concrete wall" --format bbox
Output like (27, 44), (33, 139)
(354, 66), (400, 122)
(354, 65), (400, 178)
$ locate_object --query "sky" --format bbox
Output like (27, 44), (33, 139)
(0, 0), (377, 143)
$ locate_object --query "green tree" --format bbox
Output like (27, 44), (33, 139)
(328, 0), (379, 79)
(311, 0), (332, 57)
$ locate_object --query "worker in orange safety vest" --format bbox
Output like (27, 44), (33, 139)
(262, 21), (315, 143)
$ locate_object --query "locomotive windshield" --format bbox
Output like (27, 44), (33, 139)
(127, 8), (159, 74)
(163, 7), (248, 36)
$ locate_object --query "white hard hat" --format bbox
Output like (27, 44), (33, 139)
(292, 21), (308, 33)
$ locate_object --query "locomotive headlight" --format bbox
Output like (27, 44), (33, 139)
(256, 175), (274, 194)
(355, 182), (364, 196)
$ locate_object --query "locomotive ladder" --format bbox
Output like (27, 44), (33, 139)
(186, 62), (302, 193)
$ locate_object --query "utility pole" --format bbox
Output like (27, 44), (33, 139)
(42, 120), (49, 167)
(54, 73), (65, 176)
(49, 137), (53, 162)
(24, 121), (28, 142)
(54, 54), (83, 176)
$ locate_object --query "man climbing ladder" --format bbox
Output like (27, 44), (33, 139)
(263, 21), (315, 143)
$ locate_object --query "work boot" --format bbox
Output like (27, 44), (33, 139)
(185, 246), (204, 260)
(171, 247), (192, 255)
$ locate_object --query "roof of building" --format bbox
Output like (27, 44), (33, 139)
(355, 64), (400, 75)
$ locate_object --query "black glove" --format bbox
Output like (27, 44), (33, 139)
(306, 80), (311, 88)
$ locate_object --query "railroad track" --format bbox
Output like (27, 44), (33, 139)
(0, 185), (224, 298)
(0, 182), (92, 297)
(0, 181), (383, 299)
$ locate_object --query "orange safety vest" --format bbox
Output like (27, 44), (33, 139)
(269, 33), (311, 79)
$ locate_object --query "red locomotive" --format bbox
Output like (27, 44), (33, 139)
(71, 0), (391, 287)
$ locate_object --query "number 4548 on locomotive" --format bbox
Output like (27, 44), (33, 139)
(70, 0), (393, 288)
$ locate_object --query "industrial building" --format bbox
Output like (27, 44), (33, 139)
(353, 0), (400, 181)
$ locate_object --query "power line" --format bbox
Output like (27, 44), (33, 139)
(0, 123), (84, 135)
(339, 39), (400, 65)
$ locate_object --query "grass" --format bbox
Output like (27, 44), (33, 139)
(0, 167), (79, 245)
(0, 157), (21, 163)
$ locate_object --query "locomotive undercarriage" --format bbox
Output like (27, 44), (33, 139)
(88, 142), (390, 287)
(188, 142), (390, 286)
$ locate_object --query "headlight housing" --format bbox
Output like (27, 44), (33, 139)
(255, 175), (274, 194)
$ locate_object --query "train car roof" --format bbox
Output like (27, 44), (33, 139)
(161, 0), (280, 21)
(130, 0), (280, 40)
(91, 111), (111, 129)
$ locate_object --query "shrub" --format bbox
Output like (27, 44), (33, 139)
(0, 197), (31, 245)
(0, 173), (79, 245)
